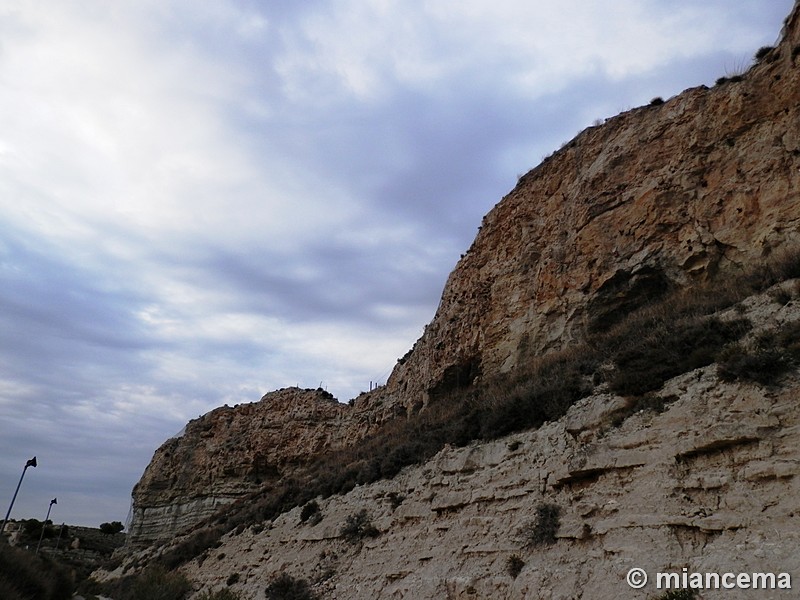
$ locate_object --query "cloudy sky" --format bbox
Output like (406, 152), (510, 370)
(0, 1), (793, 529)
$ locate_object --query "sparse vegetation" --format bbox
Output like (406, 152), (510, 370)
(226, 572), (241, 586)
(717, 344), (786, 384)
(299, 500), (320, 524)
(505, 554), (525, 578)
(264, 573), (317, 600)
(98, 565), (191, 600)
(755, 45), (774, 61)
(522, 503), (561, 547)
(386, 492), (406, 510)
(0, 543), (74, 600)
(340, 510), (379, 543)
(608, 316), (750, 396)
(158, 525), (225, 570)
(650, 97), (664, 106)
(155, 249), (800, 570)
(717, 321), (800, 385)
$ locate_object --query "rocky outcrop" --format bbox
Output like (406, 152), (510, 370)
(170, 290), (800, 599)
(129, 388), (358, 545)
(129, 0), (800, 551)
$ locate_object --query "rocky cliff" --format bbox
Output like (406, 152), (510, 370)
(128, 0), (800, 559)
(176, 288), (800, 599)
(384, 9), (800, 412)
(129, 388), (357, 544)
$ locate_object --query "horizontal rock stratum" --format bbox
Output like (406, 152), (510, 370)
(124, 5), (800, 592)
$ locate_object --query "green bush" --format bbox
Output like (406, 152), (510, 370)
(264, 573), (317, 600)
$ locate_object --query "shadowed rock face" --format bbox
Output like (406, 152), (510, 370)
(129, 1), (800, 547)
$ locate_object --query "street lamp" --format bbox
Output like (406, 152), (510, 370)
(35, 497), (57, 554)
(0, 456), (37, 535)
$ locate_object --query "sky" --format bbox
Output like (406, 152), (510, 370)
(0, 0), (794, 529)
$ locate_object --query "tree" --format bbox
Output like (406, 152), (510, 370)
(99, 521), (124, 535)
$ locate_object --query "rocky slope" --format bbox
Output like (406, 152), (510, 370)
(125, 286), (800, 600)
(129, 0), (800, 555)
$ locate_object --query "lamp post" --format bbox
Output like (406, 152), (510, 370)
(35, 497), (57, 554)
(0, 456), (37, 535)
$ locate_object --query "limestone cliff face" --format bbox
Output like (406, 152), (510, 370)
(384, 8), (800, 411)
(129, 1), (800, 548)
(163, 289), (800, 599)
(129, 388), (357, 544)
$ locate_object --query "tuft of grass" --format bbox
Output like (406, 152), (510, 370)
(754, 45), (774, 61)
(505, 554), (525, 578)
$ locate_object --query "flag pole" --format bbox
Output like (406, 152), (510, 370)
(0, 457), (37, 535)
(35, 497), (57, 554)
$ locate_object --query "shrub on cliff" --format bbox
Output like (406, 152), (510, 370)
(522, 503), (561, 547)
(299, 500), (321, 524)
(608, 316), (750, 396)
(340, 509), (379, 543)
(264, 573), (317, 600)
(505, 554), (525, 578)
(157, 525), (225, 571)
(717, 321), (800, 385)
(129, 566), (191, 600)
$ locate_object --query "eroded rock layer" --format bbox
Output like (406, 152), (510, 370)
(138, 289), (800, 599)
